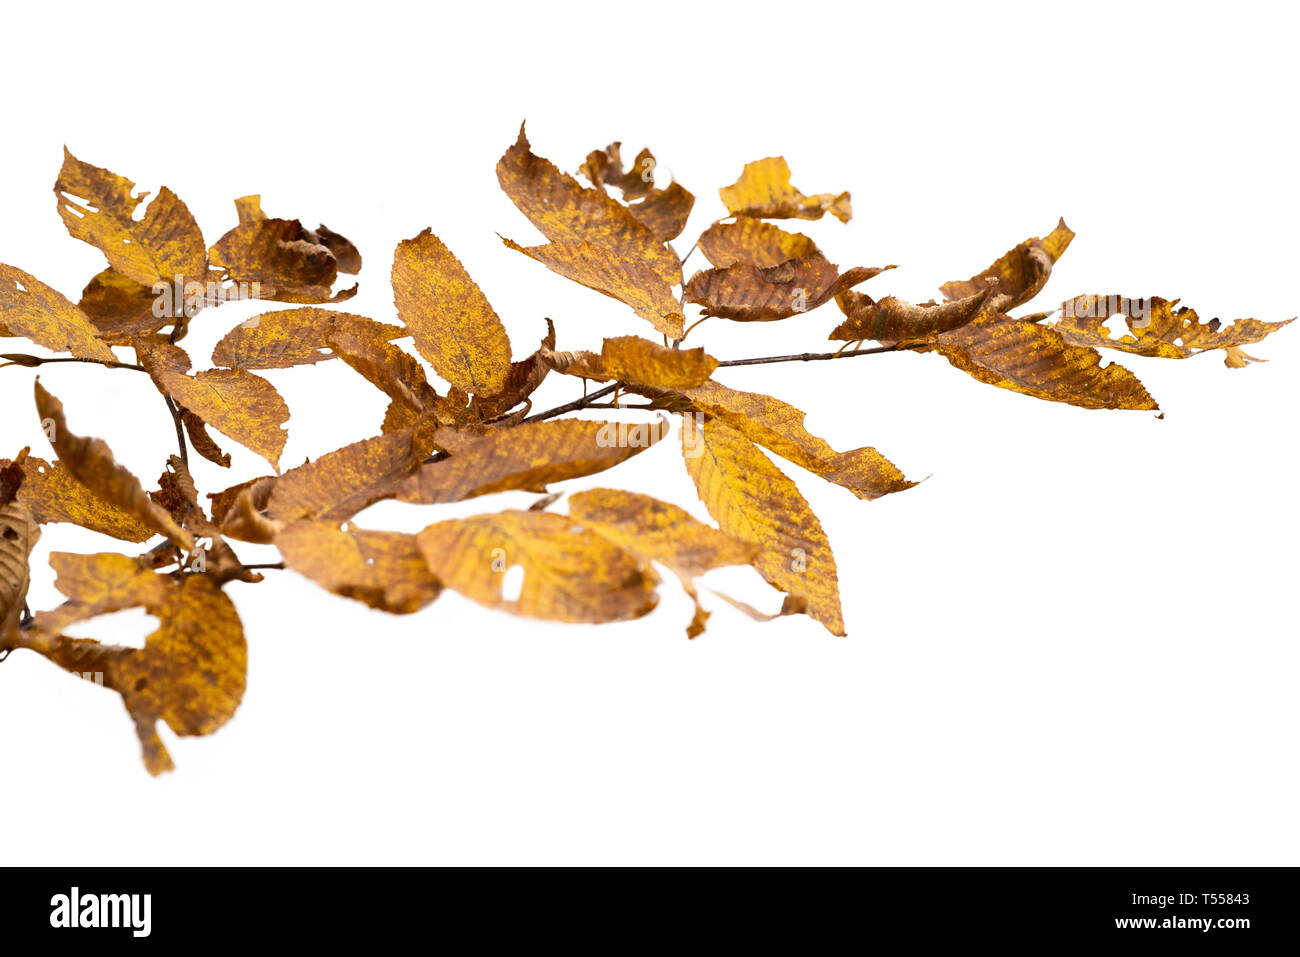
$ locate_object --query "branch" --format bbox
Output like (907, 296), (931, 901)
(1, 355), (146, 372)
(715, 342), (911, 367)
(163, 395), (189, 467)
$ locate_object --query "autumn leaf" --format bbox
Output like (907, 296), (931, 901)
(681, 414), (844, 635)
(153, 367), (290, 472)
(830, 285), (995, 343)
(1052, 295), (1294, 362)
(497, 125), (681, 285)
(275, 521), (442, 615)
(468, 319), (557, 421)
(34, 381), (193, 549)
(5, 455), (153, 542)
(940, 218), (1074, 311)
(55, 149), (207, 288)
(77, 267), (175, 344)
(209, 211), (358, 303)
(680, 380), (915, 500)
(579, 142), (695, 242)
(417, 510), (658, 623)
(210, 308), (404, 370)
(719, 157), (851, 223)
(502, 238), (684, 338)
(697, 218), (823, 269)
(931, 311), (1159, 411)
(0, 475), (40, 635)
(551, 335), (718, 390)
(391, 228), (513, 395)
(327, 326), (437, 421)
(0, 264), (117, 362)
(685, 260), (886, 321)
(568, 488), (757, 638)
(398, 417), (668, 505)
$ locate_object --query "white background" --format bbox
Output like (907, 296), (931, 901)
(1, 1), (1296, 865)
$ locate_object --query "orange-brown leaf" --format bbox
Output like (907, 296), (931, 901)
(210, 308), (404, 370)
(830, 285), (995, 342)
(698, 218), (823, 269)
(940, 218), (1074, 311)
(0, 264), (117, 363)
(685, 260), (885, 321)
(718, 157), (851, 222)
(154, 368), (290, 472)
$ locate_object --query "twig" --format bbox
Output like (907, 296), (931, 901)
(521, 382), (621, 424)
(241, 562), (286, 571)
(163, 395), (189, 467)
(716, 343), (910, 367)
(1, 355), (146, 372)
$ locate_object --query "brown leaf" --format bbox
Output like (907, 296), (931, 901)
(398, 417), (667, 505)
(209, 217), (357, 304)
(469, 319), (557, 421)
(0, 264), (117, 362)
(181, 410), (232, 468)
(0, 498), (39, 634)
(830, 285), (995, 342)
(275, 521), (442, 615)
(7, 455), (153, 542)
(497, 125), (681, 285)
(34, 382), (192, 549)
(932, 311), (1159, 411)
(1052, 295), (1294, 361)
(77, 267), (174, 344)
(579, 142), (695, 241)
(210, 308), (404, 370)
(698, 218), (823, 269)
(502, 238), (684, 338)
(718, 157), (851, 223)
(685, 260), (885, 321)
(154, 368), (290, 472)
(55, 149), (207, 287)
(547, 335), (718, 390)
(416, 510), (658, 623)
(327, 326), (435, 418)
(391, 228), (514, 395)
(940, 218), (1074, 311)
(681, 381), (915, 500)
(681, 415), (844, 635)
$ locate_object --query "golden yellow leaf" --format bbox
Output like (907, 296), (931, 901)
(830, 285), (995, 342)
(398, 417), (667, 505)
(417, 510), (658, 623)
(932, 312), (1159, 410)
(681, 415), (844, 635)
(469, 320), (557, 421)
(154, 368), (290, 472)
(697, 218), (823, 269)
(502, 238), (685, 338)
(391, 228), (513, 395)
(275, 521), (442, 615)
(1224, 346), (1266, 369)
(77, 267), (174, 344)
(210, 308), (404, 370)
(719, 157), (851, 223)
(34, 382), (192, 549)
(685, 260), (885, 321)
(940, 218), (1075, 311)
(497, 125), (681, 285)
(578, 142), (695, 242)
(55, 149), (207, 287)
(5, 455), (153, 542)
(545, 335), (717, 391)
(0, 264), (117, 363)
(681, 381), (915, 500)
(1052, 295), (1294, 361)
(327, 326), (435, 419)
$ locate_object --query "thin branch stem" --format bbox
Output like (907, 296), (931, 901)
(521, 382), (621, 424)
(163, 395), (189, 467)
(716, 342), (910, 367)
(241, 562), (286, 571)
(1, 356), (147, 372)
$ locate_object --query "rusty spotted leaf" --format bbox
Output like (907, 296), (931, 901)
(55, 149), (207, 288)
(579, 142), (695, 242)
(719, 157), (851, 223)
(698, 219), (823, 269)
(932, 311), (1159, 411)
(830, 285), (996, 342)
(497, 125), (681, 285)
(211, 308), (404, 370)
(502, 238), (684, 338)
(469, 320), (557, 421)
(681, 415), (844, 635)
(34, 382), (192, 549)
(391, 228), (513, 395)
(417, 510), (658, 624)
(180, 410), (232, 468)
(1052, 295), (1294, 361)
(206, 475), (280, 544)
(154, 368), (290, 472)
(29, 570), (246, 775)
(327, 326), (436, 419)
(266, 427), (436, 522)
(398, 417), (667, 505)
(681, 380), (915, 500)
(209, 216), (356, 304)
(685, 260), (885, 322)
(0, 264), (117, 363)
(275, 521), (442, 615)
(546, 335), (717, 390)
(8, 455), (153, 542)
(0, 498), (39, 634)
(568, 488), (757, 638)
(940, 218), (1075, 311)
(77, 267), (175, 344)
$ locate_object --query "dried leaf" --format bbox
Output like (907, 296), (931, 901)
(55, 149), (206, 287)
(209, 217), (356, 303)
(502, 237), (684, 337)
(698, 218), (823, 269)
(1224, 346), (1266, 369)
(719, 157), (851, 223)
(0, 498), (39, 634)
(77, 267), (173, 344)
(830, 285), (995, 342)
(211, 308), (403, 370)
(399, 417), (667, 505)
(0, 264), (117, 362)
(1052, 295), (1294, 361)
(497, 125), (681, 285)
(181, 410), (232, 468)
(34, 382), (192, 549)
(940, 218), (1074, 311)
(681, 381), (915, 500)
(681, 415), (844, 635)
(579, 142), (695, 241)
(154, 368), (290, 472)
(417, 510), (658, 623)
(685, 260), (885, 322)
(8, 455), (153, 542)
(275, 521), (442, 614)
(546, 335), (717, 390)
(391, 228), (513, 395)
(932, 311), (1159, 410)
(469, 320), (557, 420)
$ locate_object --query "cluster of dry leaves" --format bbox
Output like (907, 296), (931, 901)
(0, 128), (1290, 774)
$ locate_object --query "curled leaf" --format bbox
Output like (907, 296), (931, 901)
(154, 368), (290, 472)
(685, 260), (885, 321)
(579, 142), (695, 241)
(211, 308), (404, 370)
(719, 157), (851, 223)
(830, 285), (995, 342)
(940, 218), (1074, 311)
(698, 218), (822, 269)
(209, 215), (357, 303)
